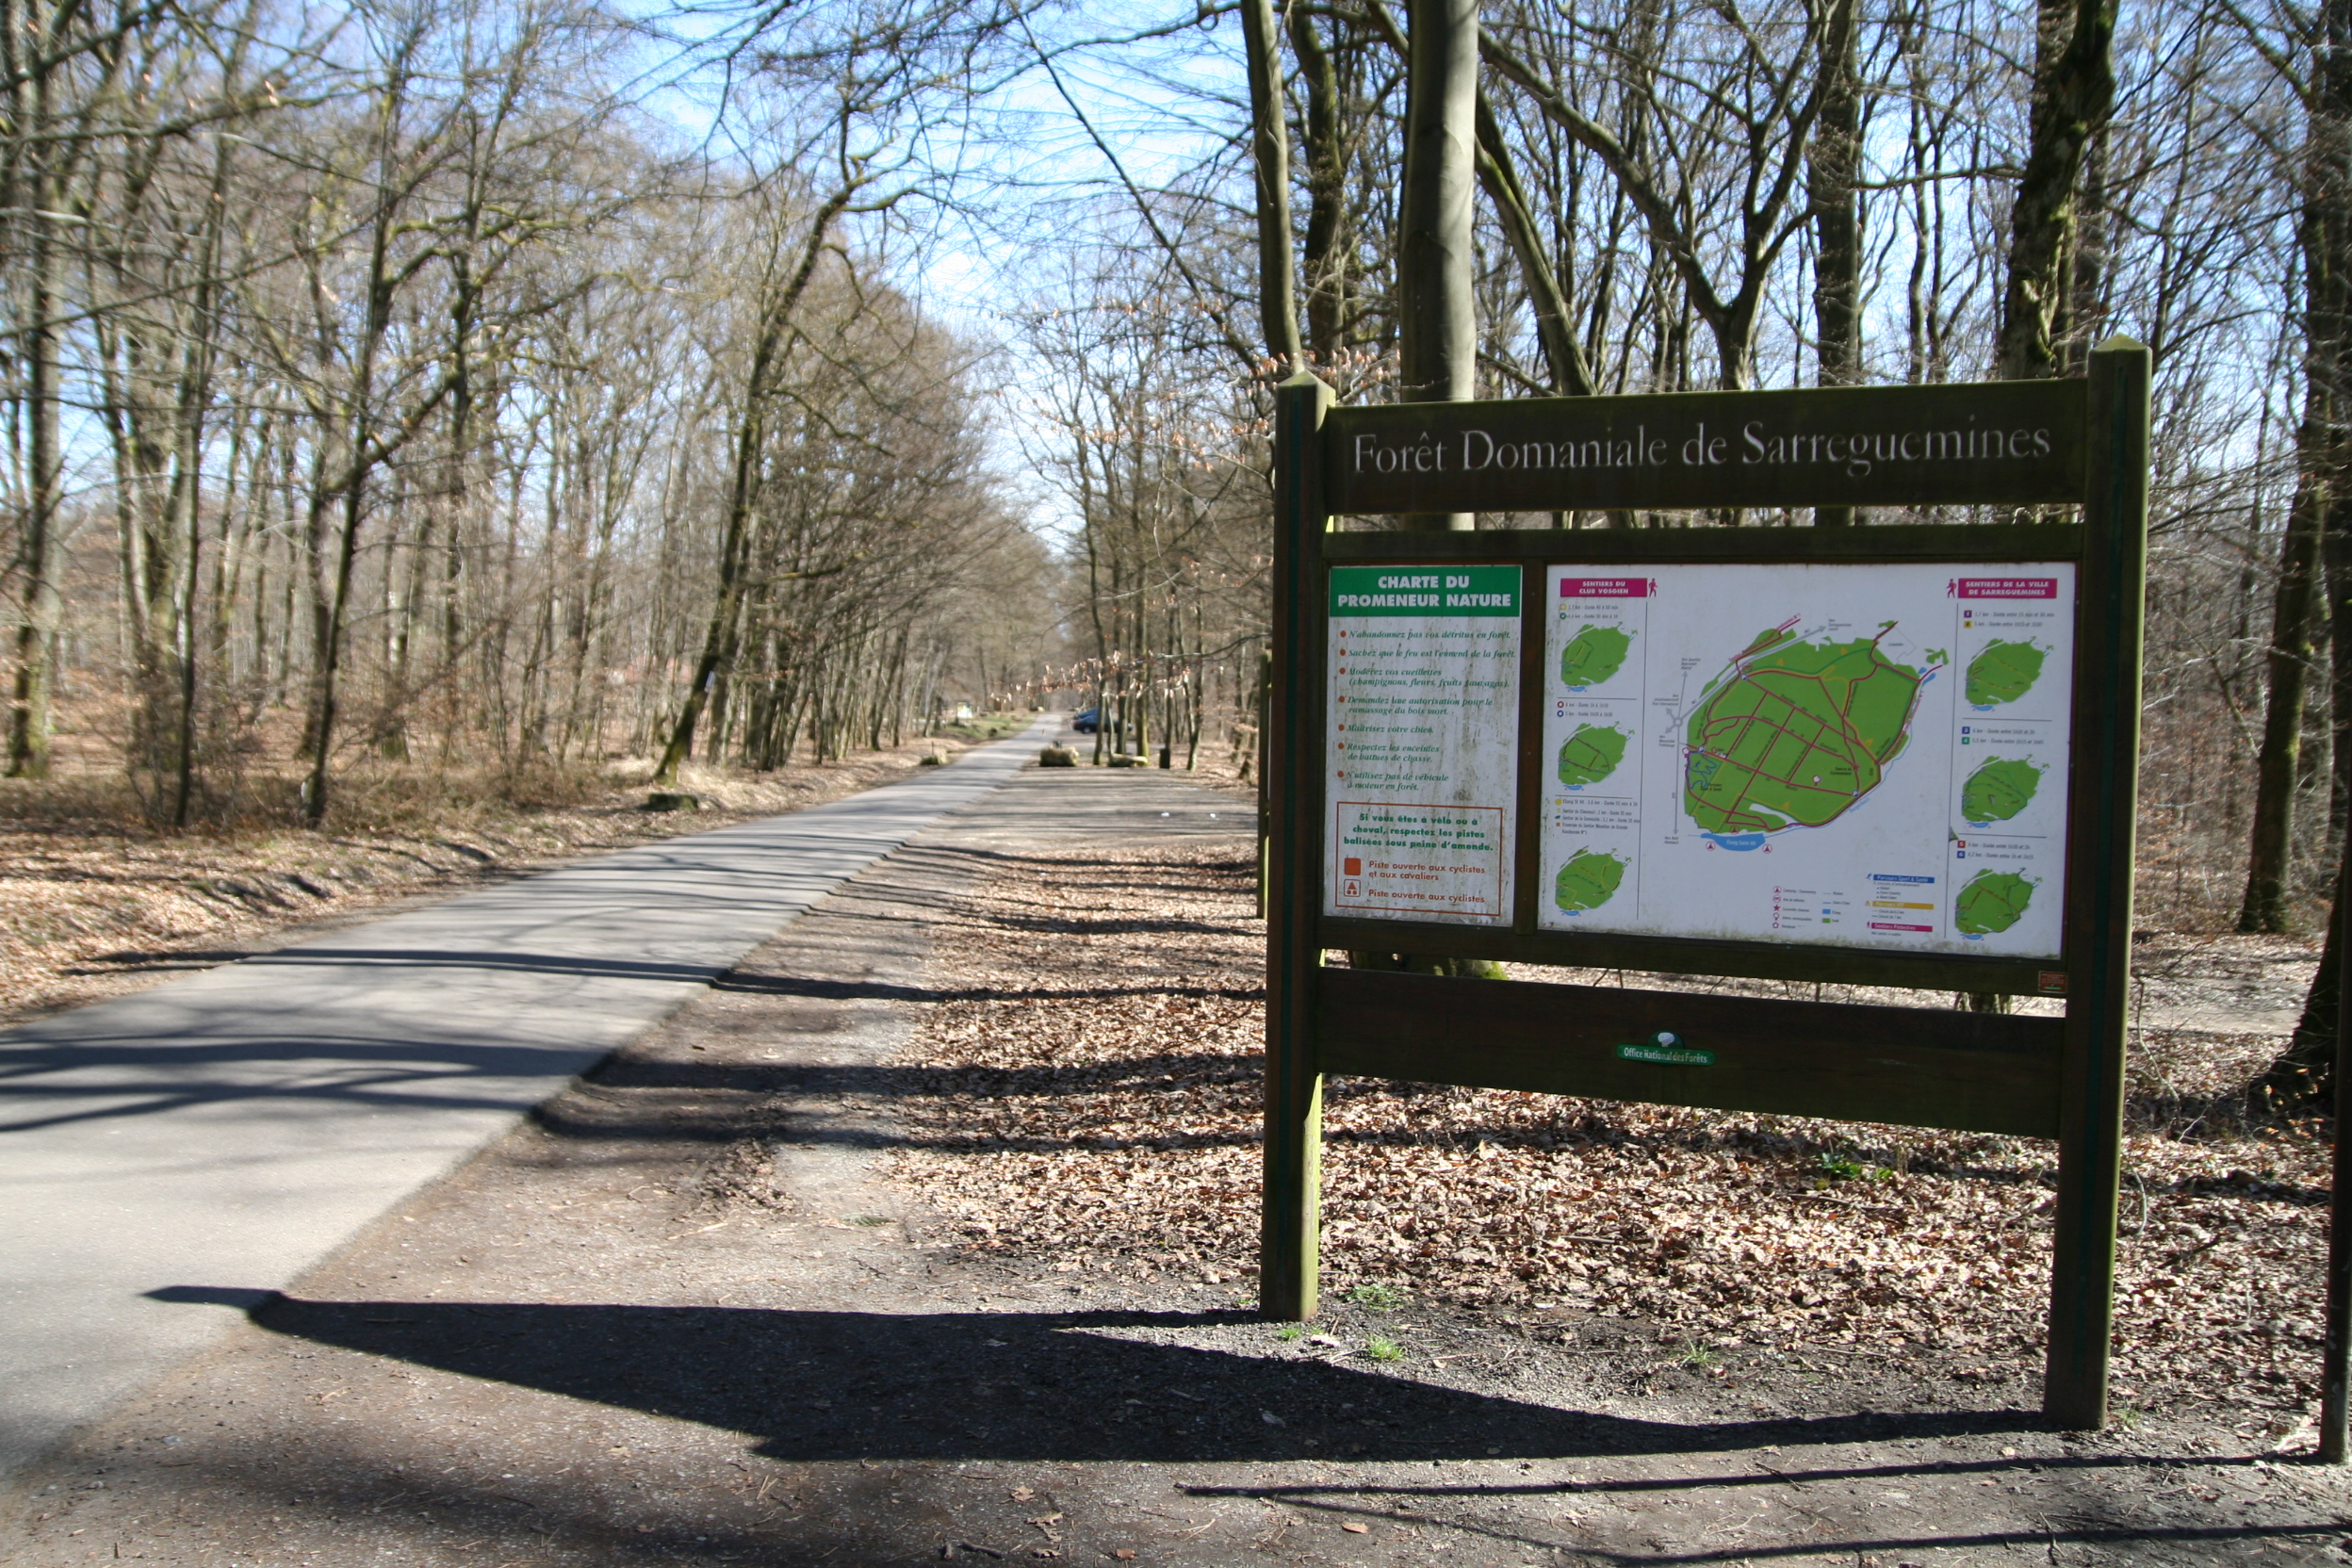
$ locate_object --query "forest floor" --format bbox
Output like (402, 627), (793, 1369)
(0, 723), (1019, 1027)
(3, 764), (2347, 1566)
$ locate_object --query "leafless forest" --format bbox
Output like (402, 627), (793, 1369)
(0, 0), (2344, 1037)
(0, 0), (1062, 831)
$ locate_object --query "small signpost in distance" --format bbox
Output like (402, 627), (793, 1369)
(1261, 339), (2149, 1431)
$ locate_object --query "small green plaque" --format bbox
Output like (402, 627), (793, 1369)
(1615, 1032), (1713, 1067)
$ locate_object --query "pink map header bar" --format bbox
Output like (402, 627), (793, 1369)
(1950, 577), (2059, 599)
(1560, 577), (1654, 598)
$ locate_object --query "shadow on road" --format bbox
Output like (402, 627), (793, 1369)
(106, 1288), (2338, 1567)
(153, 1286), (2036, 1467)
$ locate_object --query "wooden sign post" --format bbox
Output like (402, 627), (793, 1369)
(1263, 340), (2150, 1431)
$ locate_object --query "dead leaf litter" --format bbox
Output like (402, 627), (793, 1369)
(890, 837), (2330, 1431)
(0, 737), (980, 1024)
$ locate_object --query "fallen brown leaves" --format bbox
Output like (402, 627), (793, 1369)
(0, 737), (979, 1023)
(891, 836), (2333, 1430)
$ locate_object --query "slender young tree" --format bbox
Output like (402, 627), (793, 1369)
(1289, 8), (1350, 366)
(651, 181), (861, 787)
(1239, 0), (1302, 373)
(2244, 0), (2352, 939)
(2, 0), (90, 778)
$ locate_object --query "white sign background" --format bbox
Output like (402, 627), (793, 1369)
(1323, 565), (1522, 925)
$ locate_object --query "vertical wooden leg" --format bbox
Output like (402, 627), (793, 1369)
(2044, 337), (2148, 1432)
(2322, 858), (2352, 1462)
(2044, 1005), (2125, 1429)
(1261, 371), (1333, 1323)
(1260, 1062), (1322, 1321)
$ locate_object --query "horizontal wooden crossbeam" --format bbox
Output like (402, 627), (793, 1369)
(1318, 916), (2064, 997)
(1316, 967), (2064, 1138)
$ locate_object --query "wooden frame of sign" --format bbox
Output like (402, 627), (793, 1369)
(1262, 339), (2149, 1431)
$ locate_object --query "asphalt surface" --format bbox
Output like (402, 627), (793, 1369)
(0, 721), (1054, 1479)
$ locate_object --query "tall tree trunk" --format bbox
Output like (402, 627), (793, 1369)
(2249, 0), (2352, 930)
(2262, 0), (2352, 1101)
(1361, 0), (1499, 980)
(2068, 129), (2111, 371)
(1810, 0), (1862, 527)
(1957, 0), (2115, 1009)
(1079, 434), (1110, 765)
(6, 184), (61, 778)
(1994, 0), (2117, 382)
(1397, 0), (1478, 531)
(2334, 469), (2352, 845)
(1361, 3), (1592, 401)
(6, 2), (61, 779)
(2243, 477), (2326, 934)
(303, 460), (372, 825)
(304, 53), (419, 825)
(172, 122), (238, 825)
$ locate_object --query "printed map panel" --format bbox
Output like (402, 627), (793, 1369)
(1537, 563), (2073, 958)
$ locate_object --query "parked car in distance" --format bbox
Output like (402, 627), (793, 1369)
(1071, 708), (1100, 733)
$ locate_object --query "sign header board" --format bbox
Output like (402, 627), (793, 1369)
(1327, 378), (2087, 515)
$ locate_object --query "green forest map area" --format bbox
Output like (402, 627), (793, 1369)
(1966, 639), (2047, 706)
(1955, 869), (2036, 934)
(1560, 624), (1633, 688)
(1683, 621), (1930, 837)
(1556, 849), (1627, 912)
(1961, 756), (2043, 823)
(1558, 724), (1628, 788)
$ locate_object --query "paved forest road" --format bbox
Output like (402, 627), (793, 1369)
(0, 720), (1055, 1478)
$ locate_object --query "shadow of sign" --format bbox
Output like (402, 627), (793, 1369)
(152, 1287), (2036, 1466)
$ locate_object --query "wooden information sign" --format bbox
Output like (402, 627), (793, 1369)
(1263, 340), (2149, 1430)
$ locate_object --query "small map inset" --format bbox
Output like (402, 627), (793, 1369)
(1955, 869), (2037, 935)
(1966, 639), (2048, 707)
(1560, 624), (1634, 689)
(1961, 757), (2044, 825)
(1558, 724), (1629, 789)
(1683, 619), (1933, 844)
(1555, 849), (1628, 912)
